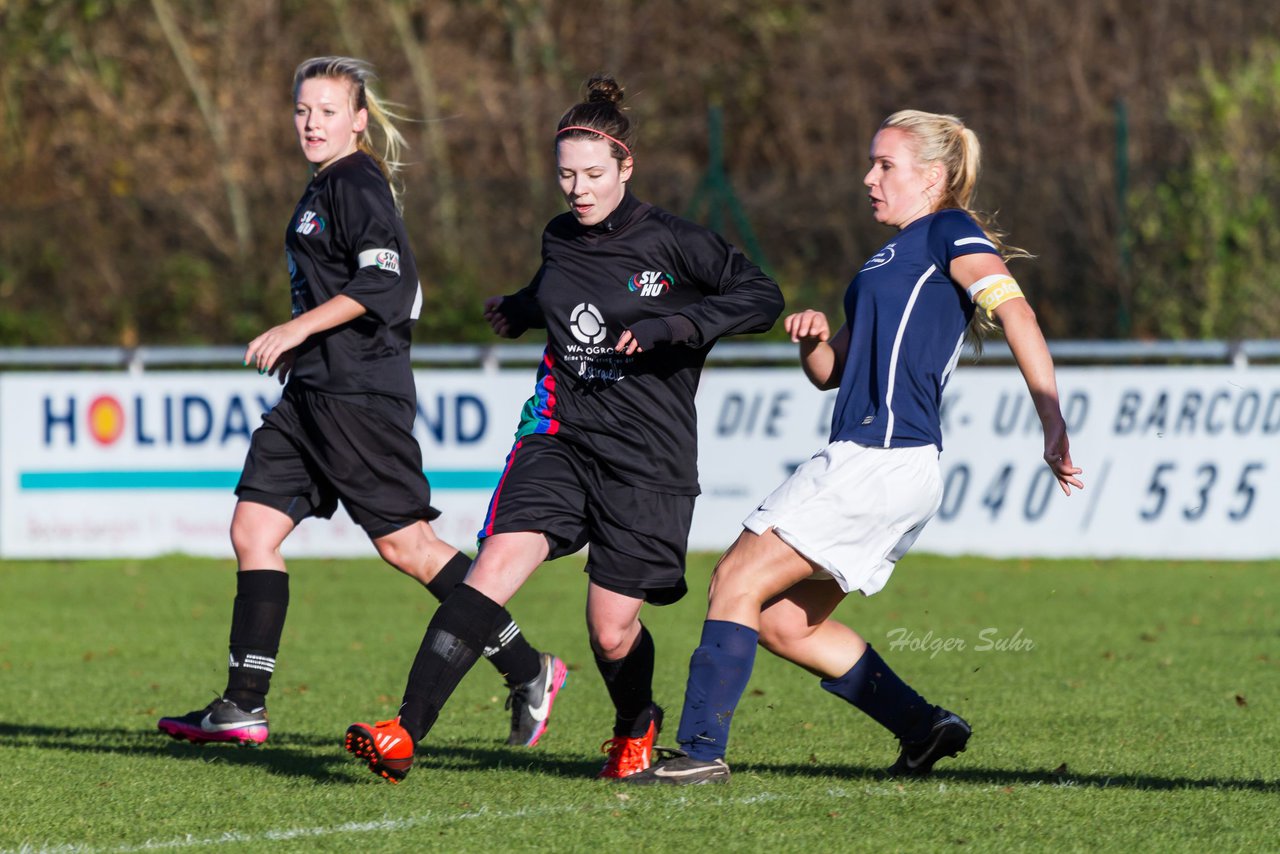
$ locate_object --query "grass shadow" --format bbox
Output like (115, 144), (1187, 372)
(0, 722), (603, 784)
(6, 722), (1272, 792)
(736, 758), (1280, 792)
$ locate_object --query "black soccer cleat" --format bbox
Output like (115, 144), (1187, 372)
(505, 653), (568, 747)
(887, 708), (971, 777)
(622, 747), (731, 786)
(158, 696), (269, 747)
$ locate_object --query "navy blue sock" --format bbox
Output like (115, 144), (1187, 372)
(820, 644), (934, 741)
(674, 620), (759, 761)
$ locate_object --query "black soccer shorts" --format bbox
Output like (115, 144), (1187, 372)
(479, 433), (695, 605)
(236, 385), (440, 540)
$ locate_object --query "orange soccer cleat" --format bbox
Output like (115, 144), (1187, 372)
(345, 717), (415, 783)
(597, 703), (663, 780)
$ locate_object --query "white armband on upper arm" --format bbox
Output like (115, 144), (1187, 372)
(967, 274), (1025, 313)
(357, 248), (400, 274)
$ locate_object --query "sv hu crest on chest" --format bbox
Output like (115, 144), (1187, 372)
(295, 210), (326, 236)
(627, 270), (674, 297)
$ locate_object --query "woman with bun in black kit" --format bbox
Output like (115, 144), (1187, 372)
(345, 76), (784, 783)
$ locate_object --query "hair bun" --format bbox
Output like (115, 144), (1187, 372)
(586, 76), (624, 105)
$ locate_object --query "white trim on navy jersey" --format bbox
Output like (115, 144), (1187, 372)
(882, 264), (935, 448)
(940, 329), (967, 391)
(830, 209), (1002, 452)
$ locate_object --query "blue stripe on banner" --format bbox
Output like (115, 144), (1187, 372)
(21, 470), (241, 490)
(428, 470), (501, 490)
(19, 470), (500, 491)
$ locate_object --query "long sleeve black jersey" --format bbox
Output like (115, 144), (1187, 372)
(283, 151), (423, 403)
(504, 192), (784, 494)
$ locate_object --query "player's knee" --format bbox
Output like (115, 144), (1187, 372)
(373, 522), (438, 577)
(756, 612), (810, 658)
(229, 516), (276, 563)
(707, 553), (762, 609)
(373, 536), (408, 570)
(587, 622), (635, 660)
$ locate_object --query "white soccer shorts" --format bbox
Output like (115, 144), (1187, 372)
(742, 441), (943, 596)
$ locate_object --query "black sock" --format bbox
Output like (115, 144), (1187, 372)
(224, 570), (289, 711)
(595, 624), (656, 737)
(820, 644), (934, 741)
(423, 551), (470, 601)
(398, 584), (501, 743)
(486, 616), (541, 686)
(426, 552), (540, 686)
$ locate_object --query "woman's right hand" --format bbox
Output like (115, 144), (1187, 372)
(786, 310), (848, 391)
(784, 310), (831, 343)
(483, 295), (514, 338)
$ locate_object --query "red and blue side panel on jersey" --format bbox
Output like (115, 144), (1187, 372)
(514, 350), (560, 440)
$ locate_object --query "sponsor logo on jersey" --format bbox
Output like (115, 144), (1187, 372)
(569, 303), (607, 345)
(627, 270), (674, 297)
(376, 250), (399, 272)
(861, 242), (896, 271)
(295, 210), (326, 235)
(358, 247), (400, 273)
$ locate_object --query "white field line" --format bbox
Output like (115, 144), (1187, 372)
(5, 782), (1066, 854)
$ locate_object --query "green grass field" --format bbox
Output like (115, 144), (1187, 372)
(1, 554), (1276, 853)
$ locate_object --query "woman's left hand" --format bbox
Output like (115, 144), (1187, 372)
(1042, 422), (1084, 495)
(615, 317), (674, 354)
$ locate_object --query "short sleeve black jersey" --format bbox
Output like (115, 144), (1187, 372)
(505, 192), (784, 494)
(283, 151), (423, 403)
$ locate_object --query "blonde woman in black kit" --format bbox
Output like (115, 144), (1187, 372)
(158, 57), (565, 751)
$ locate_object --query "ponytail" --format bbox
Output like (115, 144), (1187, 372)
(881, 110), (1032, 349)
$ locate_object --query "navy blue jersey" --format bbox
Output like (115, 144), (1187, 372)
(283, 151), (423, 403)
(830, 209), (1000, 450)
(501, 192), (784, 494)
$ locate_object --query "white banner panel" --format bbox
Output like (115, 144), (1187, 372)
(2, 366), (1277, 559)
(692, 366), (1280, 559)
(0, 371), (531, 558)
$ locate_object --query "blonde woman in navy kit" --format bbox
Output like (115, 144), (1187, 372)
(630, 109), (1083, 785)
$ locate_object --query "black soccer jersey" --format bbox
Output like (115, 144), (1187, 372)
(502, 192), (784, 494)
(283, 151), (423, 402)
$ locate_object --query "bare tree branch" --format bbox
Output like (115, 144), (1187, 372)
(148, 0), (251, 260)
